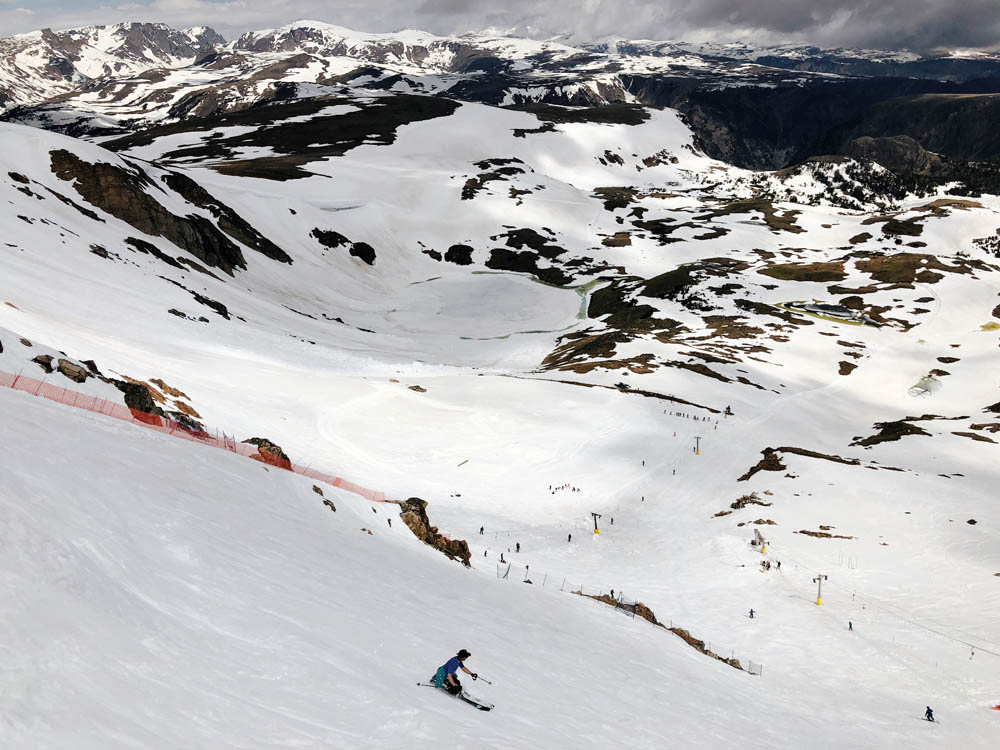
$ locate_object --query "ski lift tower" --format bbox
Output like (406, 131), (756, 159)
(591, 512), (602, 535)
(813, 574), (828, 605)
(754, 527), (767, 554)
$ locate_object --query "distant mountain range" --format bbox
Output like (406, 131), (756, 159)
(4, 20), (1000, 172)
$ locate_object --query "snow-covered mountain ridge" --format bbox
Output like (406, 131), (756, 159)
(0, 22), (221, 111)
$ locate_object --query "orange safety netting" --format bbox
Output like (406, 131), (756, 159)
(0, 370), (386, 503)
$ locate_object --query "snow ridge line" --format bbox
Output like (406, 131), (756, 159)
(0, 369), (387, 504)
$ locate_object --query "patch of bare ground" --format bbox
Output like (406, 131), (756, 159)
(592, 187), (638, 211)
(580, 594), (743, 670)
(913, 198), (984, 213)
(952, 431), (997, 443)
(796, 529), (855, 539)
(601, 231), (632, 247)
(839, 361), (858, 375)
(697, 198), (803, 233)
(731, 491), (773, 510)
(777, 446), (860, 465)
(700, 315), (765, 339)
(542, 329), (629, 369)
(970, 423), (1000, 433)
(735, 299), (814, 328)
(758, 261), (847, 282)
(828, 284), (880, 295)
(738, 450), (786, 481)
(853, 252), (984, 285)
(663, 360), (731, 383)
(553, 353), (659, 375)
(851, 420), (931, 446)
(849, 232), (873, 244)
(861, 215), (924, 237)
(740, 446), (862, 481)
(736, 519), (777, 526)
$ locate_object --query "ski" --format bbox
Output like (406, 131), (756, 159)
(417, 682), (494, 711)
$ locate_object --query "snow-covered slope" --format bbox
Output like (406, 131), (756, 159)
(2, 24), (1000, 748)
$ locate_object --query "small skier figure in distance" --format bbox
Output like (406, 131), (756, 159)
(925, 706), (934, 722)
(431, 649), (477, 695)
(749, 608), (755, 619)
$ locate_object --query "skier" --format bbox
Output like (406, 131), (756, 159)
(431, 649), (477, 695)
(848, 621), (853, 631)
(925, 706), (934, 722)
(516, 542), (520, 553)
(749, 608), (755, 619)
(479, 526), (484, 535)
(568, 533), (572, 542)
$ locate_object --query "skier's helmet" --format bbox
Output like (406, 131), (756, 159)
(457, 649), (471, 660)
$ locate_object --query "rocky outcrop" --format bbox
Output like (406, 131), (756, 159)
(50, 149), (247, 275)
(242, 437), (293, 469)
(31, 354), (54, 373)
(845, 135), (943, 176)
(162, 172), (292, 264)
(737, 449), (787, 481)
(390, 497), (471, 566)
(583, 592), (743, 670)
(113, 380), (165, 416)
(311, 228), (376, 266)
(56, 359), (90, 383)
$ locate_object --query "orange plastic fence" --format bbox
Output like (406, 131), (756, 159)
(0, 370), (386, 503)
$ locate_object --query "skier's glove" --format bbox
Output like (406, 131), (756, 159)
(472, 673), (478, 680)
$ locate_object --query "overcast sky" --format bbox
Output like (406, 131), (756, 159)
(1, 0), (998, 51)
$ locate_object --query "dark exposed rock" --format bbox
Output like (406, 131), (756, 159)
(32, 354), (54, 373)
(50, 150), (247, 275)
(113, 380), (165, 416)
(582, 592), (742, 670)
(485, 247), (570, 285)
(311, 228), (375, 265)
(160, 277), (231, 319)
(738, 449), (786, 481)
(125, 237), (184, 269)
(445, 244), (474, 265)
(350, 242), (376, 265)
(844, 135), (943, 176)
(56, 359), (90, 383)
(311, 228), (349, 248)
(796, 529), (855, 539)
(391, 497), (471, 566)
(162, 172), (292, 264)
(730, 492), (772, 510)
(242, 437), (293, 469)
(852, 420), (932, 446)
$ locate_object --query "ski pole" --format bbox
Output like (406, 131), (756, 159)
(473, 675), (493, 685)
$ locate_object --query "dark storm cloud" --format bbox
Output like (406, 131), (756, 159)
(2, 0), (998, 51)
